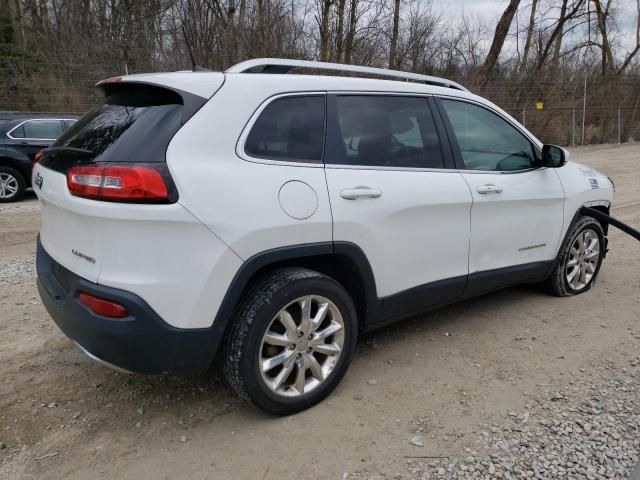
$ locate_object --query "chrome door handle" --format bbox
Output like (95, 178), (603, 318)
(476, 184), (503, 194)
(340, 187), (383, 200)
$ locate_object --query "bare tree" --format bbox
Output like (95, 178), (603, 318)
(389, 0), (401, 68)
(479, 0), (521, 83)
(520, 0), (538, 73)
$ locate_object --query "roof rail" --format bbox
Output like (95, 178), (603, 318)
(225, 58), (469, 92)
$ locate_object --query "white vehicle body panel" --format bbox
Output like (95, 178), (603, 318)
(166, 79), (334, 260)
(461, 169), (565, 273)
(554, 160), (614, 240)
(34, 163), (243, 329)
(325, 167), (472, 296)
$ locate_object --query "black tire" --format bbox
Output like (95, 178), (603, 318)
(223, 267), (358, 415)
(0, 166), (26, 203)
(545, 215), (605, 297)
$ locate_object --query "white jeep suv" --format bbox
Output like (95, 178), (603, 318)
(34, 59), (614, 414)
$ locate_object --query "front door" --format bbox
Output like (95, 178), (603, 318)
(437, 98), (565, 295)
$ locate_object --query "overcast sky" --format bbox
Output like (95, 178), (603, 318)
(441, 0), (637, 51)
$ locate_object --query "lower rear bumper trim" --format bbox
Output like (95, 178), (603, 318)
(37, 236), (225, 374)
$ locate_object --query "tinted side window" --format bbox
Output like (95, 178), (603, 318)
(245, 96), (325, 162)
(16, 120), (64, 139)
(440, 99), (534, 171)
(334, 96), (443, 169)
(9, 124), (25, 138)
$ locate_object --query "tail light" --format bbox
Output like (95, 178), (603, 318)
(33, 149), (45, 166)
(66, 164), (170, 202)
(78, 292), (129, 318)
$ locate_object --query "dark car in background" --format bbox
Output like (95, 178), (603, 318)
(0, 113), (79, 202)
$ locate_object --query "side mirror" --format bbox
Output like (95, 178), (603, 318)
(541, 144), (567, 168)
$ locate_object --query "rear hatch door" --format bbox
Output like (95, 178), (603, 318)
(34, 80), (211, 282)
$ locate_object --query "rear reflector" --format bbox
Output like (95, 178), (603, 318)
(78, 292), (129, 318)
(67, 164), (168, 201)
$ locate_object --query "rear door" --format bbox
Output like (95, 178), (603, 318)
(324, 94), (472, 319)
(436, 98), (564, 294)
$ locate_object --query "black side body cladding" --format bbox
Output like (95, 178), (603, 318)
(212, 242), (555, 335)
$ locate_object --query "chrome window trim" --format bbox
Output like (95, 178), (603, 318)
(324, 163), (459, 173)
(236, 91), (326, 168)
(6, 118), (77, 141)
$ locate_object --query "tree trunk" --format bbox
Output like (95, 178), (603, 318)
(318, 0), (334, 62)
(519, 0), (537, 73)
(479, 0), (521, 84)
(344, 0), (357, 64)
(593, 0), (614, 76)
(389, 0), (401, 69)
(257, 0), (266, 57)
(551, 0), (568, 65)
(335, 0), (346, 62)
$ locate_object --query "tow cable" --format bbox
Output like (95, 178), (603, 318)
(581, 207), (640, 242)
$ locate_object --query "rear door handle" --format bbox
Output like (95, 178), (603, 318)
(340, 186), (383, 200)
(476, 184), (503, 194)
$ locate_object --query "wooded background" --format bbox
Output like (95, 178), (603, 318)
(1, 0), (639, 146)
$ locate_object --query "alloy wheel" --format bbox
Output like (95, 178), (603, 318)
(0, 173), (19, 199)
(259, 295), (345, 397)
(566, 228), (600, 291)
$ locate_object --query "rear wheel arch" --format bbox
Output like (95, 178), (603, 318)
(213, 242), (379, 337)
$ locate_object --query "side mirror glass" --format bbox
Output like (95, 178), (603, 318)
(541, 144), (567, 168)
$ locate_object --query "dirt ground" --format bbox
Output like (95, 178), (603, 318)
(1, 144), (639, 480)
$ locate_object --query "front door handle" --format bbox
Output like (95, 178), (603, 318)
(476, 184), (503, 194)
(340, 186), (383, 200)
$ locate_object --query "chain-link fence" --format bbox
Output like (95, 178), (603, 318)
(1, 63), (639, 147)
(475, 76), (640, 146)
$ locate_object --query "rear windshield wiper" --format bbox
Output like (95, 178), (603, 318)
(44, 147), (94, 157)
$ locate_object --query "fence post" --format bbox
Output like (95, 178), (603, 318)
(581, 76), (587, 146)
(522, 108), (526, 128)
(618, 107), (621, 144)
(572, 108), (576, 147)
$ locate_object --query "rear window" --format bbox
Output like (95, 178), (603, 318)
(51, 84), (184, 165)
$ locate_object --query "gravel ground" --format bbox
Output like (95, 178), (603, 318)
(406, 357), (640, 479)
(0, 256), (35, 286)
(1, 144), (639, 480)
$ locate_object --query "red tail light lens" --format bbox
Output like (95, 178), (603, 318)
(33, 149), (45, 165)
(78, 292), (129, 318)
(67, 164), (168, 201)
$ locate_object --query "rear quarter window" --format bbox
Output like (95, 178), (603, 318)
(244, 95), (325, 163)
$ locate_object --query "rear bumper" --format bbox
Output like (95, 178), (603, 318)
(36, 237), (224, 374)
